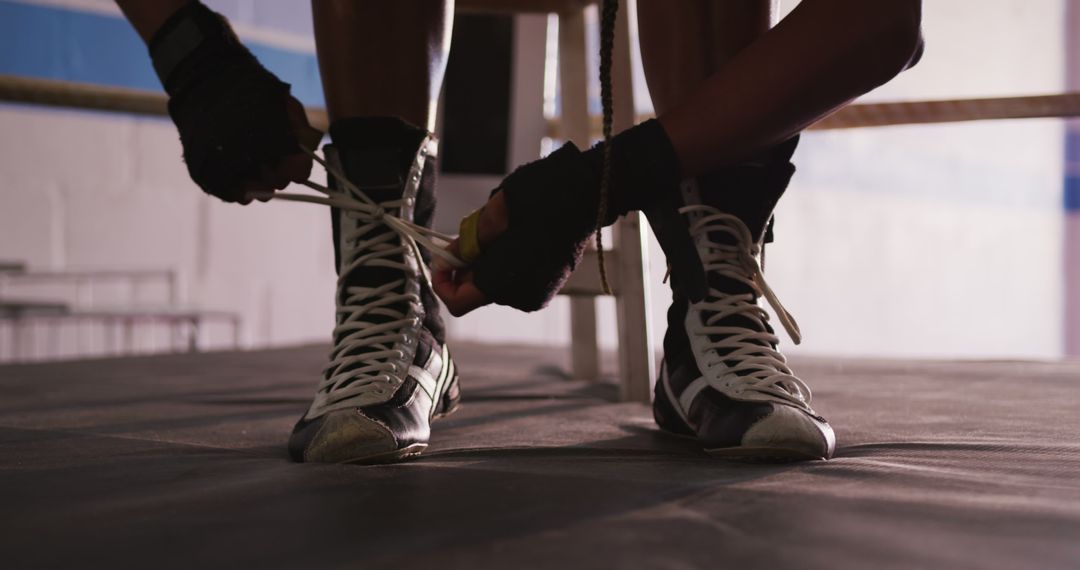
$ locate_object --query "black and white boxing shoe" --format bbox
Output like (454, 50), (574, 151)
(287, 118), (460, 464)
(649, 138), (835, 461)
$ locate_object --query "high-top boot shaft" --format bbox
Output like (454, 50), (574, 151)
(644, 136), (798, 304)
(652, 135), (834, 461)
(287, 118), (462, 464)
(325, 117), (445, 344)
(664, 136), (800, 392)
(696, 135), (798, 245)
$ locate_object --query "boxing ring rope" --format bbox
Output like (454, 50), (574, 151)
(544, 92), (1080, 138)
(2, 74), (1079, 135)
(0, 74), (332, 132)
(809, 92), (1080, 129)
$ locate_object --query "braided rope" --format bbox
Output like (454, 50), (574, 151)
(594, 0), (618, 296)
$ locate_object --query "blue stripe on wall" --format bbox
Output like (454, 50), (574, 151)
(1067, 176), (1080, 212)
(1068, 131), (1080, 212)
(1067, 130), (1080, 162)
(0, 1), (324, 106)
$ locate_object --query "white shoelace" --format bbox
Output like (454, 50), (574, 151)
(681, 204), (814, 409)
(273, 141), (464, 415)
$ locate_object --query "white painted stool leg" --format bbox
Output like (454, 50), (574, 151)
(611, 0), (655, 403)
(558, 8), (603, 382)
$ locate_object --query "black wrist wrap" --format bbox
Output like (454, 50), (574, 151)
(582, 119), (682, 224)
(471, 119), (682, 312)
(149, 2), (297, 202)
(471, 143), (596, 312)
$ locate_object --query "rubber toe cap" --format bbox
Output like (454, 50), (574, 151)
(741, 405), (836, 460)
(288, 409), (399, 464)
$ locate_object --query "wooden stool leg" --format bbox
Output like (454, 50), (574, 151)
(611, 0), (655, 402)
(558, 8), (603, 381)
(615, 214), (654, 402)
(570, 297), (600, 379)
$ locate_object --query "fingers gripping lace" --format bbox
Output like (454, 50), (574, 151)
(272, 138), (463, 416)
(680, 204), (814, 409)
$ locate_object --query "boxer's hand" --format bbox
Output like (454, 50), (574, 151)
(238, 97), (315, 204)
(432, 192), (510, 316)
(151, 2), (313, 204)
(432, 243), (488, 317)
(168, 67), (314, 204)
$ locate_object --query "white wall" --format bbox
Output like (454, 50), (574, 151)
(0, 104), (337, 352)
(0, 0), (1070, 363)
(769, 0), (1067, 358)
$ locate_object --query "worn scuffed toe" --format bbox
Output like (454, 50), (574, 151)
(707, 404), (835, 461)
(289, 410), (412, 464)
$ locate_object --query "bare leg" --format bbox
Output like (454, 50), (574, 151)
(639, 0), (775, 116)
(636, 1), (839, 463)
(311, 0), (454, 130)
(639, 0), (921, 174)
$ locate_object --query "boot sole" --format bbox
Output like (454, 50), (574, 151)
(704, 445), (826, 462)
(658, 423), (827, 463)
(341, 443), (429, 465)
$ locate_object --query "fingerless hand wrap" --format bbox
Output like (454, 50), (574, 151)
(149, 2), (298, 202)
(471, 119), (683, 312)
